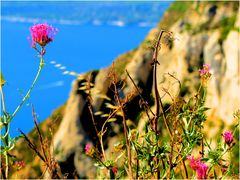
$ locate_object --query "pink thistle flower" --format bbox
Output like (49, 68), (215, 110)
(29, 23), (58, 47)
(223, 131), (234, 145)
(196, 163), (208, 179)
(187, 155), (208, 179)
(187, 155), (201, 170)
(199, 64), (211, 77)
(85, 143), (91, 154)
(111, 166), (118, 174)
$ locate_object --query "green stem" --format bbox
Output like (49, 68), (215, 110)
(11, 57), (44, 121)
(202, 87), (207, 105)
(4, 151), (9, 179)
(0, 88), (7, 116)
(0, 85), (9, 179)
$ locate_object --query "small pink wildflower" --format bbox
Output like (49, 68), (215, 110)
(85, 143), (91, 154)
(15, 160), (25, 169)
(187, 155), (208, 179)
(111, 166), (118, 174)
(222, 131), (234, 145)
(196, 163), (208, 179)
(187, 155), (201, 170)
(29, 23), (58, 47)
(199, 64), (211, 77)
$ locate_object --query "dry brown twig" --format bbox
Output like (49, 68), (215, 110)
(109, 64), (133, 179)
(19, 105), (62, 179)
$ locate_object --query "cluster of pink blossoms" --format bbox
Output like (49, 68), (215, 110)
(14, 160), (25, 170)
(29, 23), (58, 47)
(222, 131), (234, 146)
(199, 64), (211, 78)
(187, 156), (208, 179)
(84, 143), (95, 157)
(85, 144), (92, 154)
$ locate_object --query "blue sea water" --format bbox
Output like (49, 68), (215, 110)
(1, 2), (171, 138)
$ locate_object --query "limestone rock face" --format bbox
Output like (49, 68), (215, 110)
(53, 80), (95, 178)
(219, 31), (240, 124)
(203, 30), (240, 125)
(53, 81), (85, 161)
(203, 31), (223, 116)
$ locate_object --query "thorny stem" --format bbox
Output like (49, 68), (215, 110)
(182, 159), (188, 179)
(92, 154), (110, 170)
(112, 75), (133, 179)
(116, 95), (133, 179)
(126, 70), (155, 117)
(0, 87), (7, 117)
(197, 85), (207, 158)
(136, 158), (139, 179)
(32, 105), (48, 163)
(151, 30), (174, 179)
(201, 138), (204, 158)
(152, 57), (160, 133)
(152, 30), (163, 180)
(132, 142), (140, 179)
(99, 108), (119, 161)
(201, 87), (207, 158)
(19, 127), (61, 178)
(171, 145), (188, 179)
(85, 76), (101, 153)
(151, 30), (172, 139)
(87, 101), (100, 144)
(19, 129), (46, 163)
(168, 139), (175, 179)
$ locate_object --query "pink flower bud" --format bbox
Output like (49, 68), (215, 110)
(111, 166), (118, 174)
(196, 163), (208, 179)
(199, 64), (211, 78)
(223, 131), (234, 145)
(85, 144), (91, 153)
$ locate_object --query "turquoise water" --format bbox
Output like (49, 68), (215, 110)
(1, 2), (171, 137)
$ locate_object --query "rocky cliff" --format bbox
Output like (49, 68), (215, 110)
(11, 1), (239, 178)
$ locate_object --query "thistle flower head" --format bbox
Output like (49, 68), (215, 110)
(199, 64), (212, 86)
(196, 163), (208, 179)
(223, 131), (234, 145)
(187, 155), (208, 179)
(187, 155), (201, 171)
(29, 23), (58, 47)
